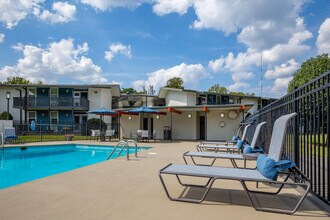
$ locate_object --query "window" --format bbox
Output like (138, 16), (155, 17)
(50, 111), (58, 124)
(28, 88), (37, 106)
(216, 96), (221, 104)
(50, 87), (58, 106)
(74, 92), (81, 107)
(258, 100), (262, 109)
(28, 111), (36, 123)
(50, 111), (58, 132)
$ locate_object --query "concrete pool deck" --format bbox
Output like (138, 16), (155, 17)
(0, 140), (329, 219)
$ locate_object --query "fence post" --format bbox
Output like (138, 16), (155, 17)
(293, 87), (299, 165)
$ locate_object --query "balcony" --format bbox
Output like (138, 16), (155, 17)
(13, 97), (89, 110)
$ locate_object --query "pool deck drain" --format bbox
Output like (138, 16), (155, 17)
(0, 141), (328, 220)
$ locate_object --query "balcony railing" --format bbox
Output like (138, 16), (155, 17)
(13, 97), (89, 110)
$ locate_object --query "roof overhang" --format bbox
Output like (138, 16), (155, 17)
(115, 104), (253, 113)
(153, 104), (253, 112)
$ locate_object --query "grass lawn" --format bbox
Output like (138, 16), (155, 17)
(18, 134), (88, 142)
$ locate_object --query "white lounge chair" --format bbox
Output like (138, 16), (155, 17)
(159, 113), (311, 214)
(90, 129), (100, 141)
(4, 127), (21, 143)
(200, 124), (243, 146)
(104, 129), (115, 141)
(183, 122), (266, 167)
(149, 130), (157, 141)
(196, 124), (252, 153)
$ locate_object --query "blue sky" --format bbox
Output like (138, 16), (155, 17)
(0, 0), (329, 98)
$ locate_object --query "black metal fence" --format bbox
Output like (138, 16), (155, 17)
(13, 121), (120, 143)
(245, 70), (330, 205)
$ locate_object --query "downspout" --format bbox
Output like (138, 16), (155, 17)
(24, 87), (27, 124)
(15, 88), (23, 124)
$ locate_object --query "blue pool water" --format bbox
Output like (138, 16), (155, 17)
(0, 144), (149, 189)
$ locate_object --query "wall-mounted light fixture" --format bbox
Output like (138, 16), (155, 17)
(128, 116), (132, 120)
(66, 113), (69, 117)
(41, 113), (45, 117)
(220, 121), (225, 127)
(187, 113), (192, 119)
(66, 89), (69, 93)
(156, 115), (160, 120)
(220, 112), (225, 118)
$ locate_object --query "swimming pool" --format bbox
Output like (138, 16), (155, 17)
(0, 144), (150, 189)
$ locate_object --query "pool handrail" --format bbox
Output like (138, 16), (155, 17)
(107, 141), (127, 160)
(126, 140), (138, 158)
(107, 140), (139, 160)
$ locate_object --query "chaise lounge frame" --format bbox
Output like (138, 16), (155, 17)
(184, 122), (266, 167)
(159, 113), (311, 214)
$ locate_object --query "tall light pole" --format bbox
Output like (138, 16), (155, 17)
(6, 92), (11, 120)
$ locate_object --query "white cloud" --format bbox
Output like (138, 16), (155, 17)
(270, 77), (292, 97)
(265, 59), (299, 79)
(0, 33), (4, 43)
(152, 0), (192, 16)
(228, 82), (249, 91)
(0, 1), (76, 28)
(0, 38), (108, 83)
(232, 72), (254, 82)
(152, 0), (306, 50)
(104, 43), (132, 62)
(208, 29), (311, 84)
(80, 0), (149, 11)
(316, 18), (330, 55)
(132, 63), (209, 92)
(34, 2), (76, 24)
(262, 30), (312, 62)
(0, 0), (44, 29)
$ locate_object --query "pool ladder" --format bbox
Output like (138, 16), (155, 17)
(1, 132), (4, 148)
(107, 140), (138, 160)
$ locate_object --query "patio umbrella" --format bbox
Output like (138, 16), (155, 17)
(127, 106), (159, 114)
(127, 107), (160, 130)
(88, 107), (118, 131)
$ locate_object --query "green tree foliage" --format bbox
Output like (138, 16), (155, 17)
(229, 91), (245, 96)
(87, 118), (106, 134)
(0, 111), (13, 120)
(287, 54), (330, 92)
(166, 77), (184, 89)
(121, 87), (137, 94)
(208, 84), (228, 94)
(1, 76), (42, 85)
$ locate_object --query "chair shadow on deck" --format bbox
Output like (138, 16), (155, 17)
(166, 176), (329, 217)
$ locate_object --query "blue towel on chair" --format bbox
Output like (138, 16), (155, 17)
(5, 135), (18, 140)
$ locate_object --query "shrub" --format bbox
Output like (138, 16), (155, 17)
(0, 111), (13, 120)
(87, 118), (106, 134)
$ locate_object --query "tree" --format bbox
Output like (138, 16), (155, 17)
(208, 84), (228, 94)
(166, 77), (184, 89)
(287, 54), (330, 92)
(229, 91), (245, 96)
(2, 76), (42, 85)
(121, 87), (137, 94)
